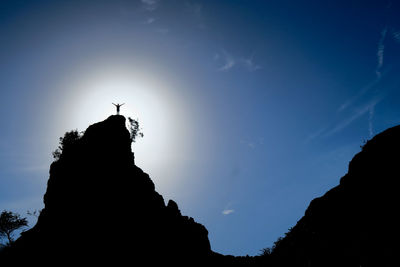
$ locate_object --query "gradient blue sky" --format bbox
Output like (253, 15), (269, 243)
(1, 0), (400, 255)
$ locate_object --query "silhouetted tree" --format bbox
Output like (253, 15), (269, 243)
(53, 130), (82, 159)
(0, 211), (28, 245)
(128, 117), (144, 142)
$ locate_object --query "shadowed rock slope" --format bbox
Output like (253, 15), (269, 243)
(3, 115), (211, 264)
(265, 125), (400, 267)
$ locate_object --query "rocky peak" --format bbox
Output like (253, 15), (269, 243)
(4, 115), (212, 264)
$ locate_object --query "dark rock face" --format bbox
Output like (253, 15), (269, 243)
(5, 115), (211, 264)
(269, 125), (400, 267)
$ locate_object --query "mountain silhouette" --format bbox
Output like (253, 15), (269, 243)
(2, 115), (212, 265)
(258, 125), (400, 266)
(2, 116), (400, 266)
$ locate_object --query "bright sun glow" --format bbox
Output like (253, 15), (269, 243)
(51, 63), (192, 193)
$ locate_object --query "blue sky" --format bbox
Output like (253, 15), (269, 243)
(1, 0), (400, 255)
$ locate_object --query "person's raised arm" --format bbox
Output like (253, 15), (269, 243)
(121, 103), (125, 106)
(112, 103), (117, 106)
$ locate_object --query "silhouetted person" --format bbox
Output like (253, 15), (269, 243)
(112, 103), (124, 115)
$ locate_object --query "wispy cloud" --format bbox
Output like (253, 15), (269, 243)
(215, 51), (261, 72)
(141, 0), (159, 11)
(142, 17), (156, 25)
(222, 201), (236, 216)
(216, 50), (236, 72)
(222, 209), (235, 215)
(241, 54), (262, 72)
(376, 26), (387, 79)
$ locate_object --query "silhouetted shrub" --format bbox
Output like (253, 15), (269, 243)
(27, 209), (42, 218)
(260, 227), (293, 257)
(259, 247), (272, 257)
(52, 130), (82, 159)
(0, 211), (28, 245)
(128, 117), (144, 143)
(360, 138), (369, 149)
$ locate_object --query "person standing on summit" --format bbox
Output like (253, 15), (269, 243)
(112, 103), (124, 115)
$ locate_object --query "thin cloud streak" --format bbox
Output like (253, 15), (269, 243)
(307, 98), (383, 143)
(324, 98), (382, 138)
(327, 25), (389, 141)
(304, 127), (328, 144)
(337, 26), (390, 113)
(376, 26), (387, 79)
(337, 77), (381, 112)
(368, 105), (375, 138)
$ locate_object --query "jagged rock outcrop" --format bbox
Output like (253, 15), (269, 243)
(3, 115), (211, 264)
(268, 125), (400, 267)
